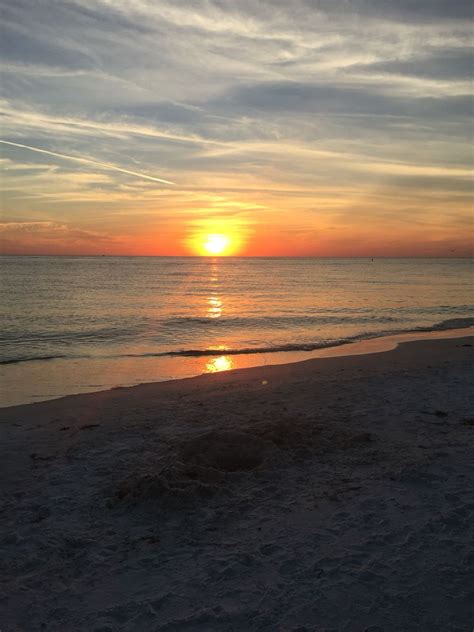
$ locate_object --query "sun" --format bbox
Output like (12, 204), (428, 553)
(188, 227), (242, 256)
(202, 233), (230, 256)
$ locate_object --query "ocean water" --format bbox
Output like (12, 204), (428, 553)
(1, 256), (473, 406)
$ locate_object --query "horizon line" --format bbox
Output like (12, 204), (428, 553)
(1, 254), (472, 259)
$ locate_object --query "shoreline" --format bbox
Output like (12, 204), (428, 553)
(0, 326), (474, 410)
(1, 324), (473, 409)
(1, 334), (473, 630)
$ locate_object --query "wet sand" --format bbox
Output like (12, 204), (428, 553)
(1, 334), (473, 631)
(3, 325), (473, 408)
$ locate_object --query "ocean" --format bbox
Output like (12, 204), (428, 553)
(1, 256), (473, 406)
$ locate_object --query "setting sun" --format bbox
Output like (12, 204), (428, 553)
(187, 221), (246, 256)
(202, 234), (230, 256)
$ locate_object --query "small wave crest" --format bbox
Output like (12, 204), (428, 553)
(413, 317), (474, 331)
(164, 314), (401, 328)
(1, 317), (472, 365)
(122, 339), (351, 359)
(120, 317), (474, 358)
(0, 354), (70, 365)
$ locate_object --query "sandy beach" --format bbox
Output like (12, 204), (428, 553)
(1, 333), (473, 631)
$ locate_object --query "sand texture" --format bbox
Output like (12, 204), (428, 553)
(1, 336), (473, 631)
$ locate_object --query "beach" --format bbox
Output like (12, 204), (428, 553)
(3, 0), (473, 629)
(1, 333), (473, 631)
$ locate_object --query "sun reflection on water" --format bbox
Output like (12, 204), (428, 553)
(206, 259), (223, 318)
(207, 296), (223, 318)
(203, 259), (232, 372)
(204, 355), (234, 373)
(210, 258), (219, 283)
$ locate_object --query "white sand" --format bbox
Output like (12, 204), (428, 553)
(1, 334), (473, 631)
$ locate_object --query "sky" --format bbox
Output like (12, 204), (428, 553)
(0, 0), (473, 256)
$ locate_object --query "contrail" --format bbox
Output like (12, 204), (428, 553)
(0, 139), (175, 185)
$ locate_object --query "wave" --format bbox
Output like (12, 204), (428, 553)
(2, 317), (473, 365)
(164, 314), (402, 328)
(122, 339), (352, 358)
(164, 308), (473, 329)
(0, 325), (144, 344)
(412, 317), (474, 331)
(0, 354), (71, 365)
(121, 317), (474, 358)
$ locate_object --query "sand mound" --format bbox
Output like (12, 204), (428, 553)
(250, 417), (323, 450)
(249, 418), (375, 455)
(110, 466), (220, 507)
(180, 430), (268, 472)
(110, 431), (270, 507)
(110, 425), (378, 508)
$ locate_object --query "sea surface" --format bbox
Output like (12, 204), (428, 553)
(1, 256), (473, 406)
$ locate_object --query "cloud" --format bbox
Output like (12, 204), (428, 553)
(0, 221), (120, 254)
(0, 140), (175, 185)
(0, 0), (472, 255)
(351, 50), (474, 81)
(331, 0), (474, 23)
(217, 80), (472, 117)
(0, 220), (108, 237)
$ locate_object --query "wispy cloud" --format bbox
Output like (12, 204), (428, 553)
(0, 220), (121, 254)
(0, 140), (175, 185)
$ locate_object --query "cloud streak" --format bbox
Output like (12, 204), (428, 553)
(0, 140), (175, 185)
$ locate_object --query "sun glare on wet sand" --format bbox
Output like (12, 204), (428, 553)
(205, 355), (234, 372)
